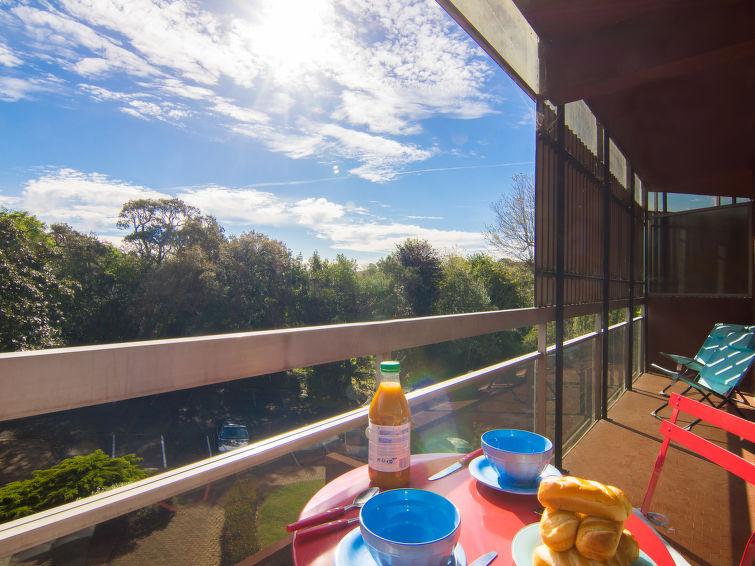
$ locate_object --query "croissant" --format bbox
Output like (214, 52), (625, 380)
(540, 507), (580, 551)
(606, 530), (640, 566)
(532, 543), (603, 566)
(537, 476), (631, 522)
(575, 516), (623, 560)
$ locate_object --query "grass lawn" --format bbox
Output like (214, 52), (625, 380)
(257, 478), (326, 548)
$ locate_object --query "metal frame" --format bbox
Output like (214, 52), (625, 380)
(554, 103), (566, 468)
(626, 167), (636, 390)
(601, 126), (611, 419)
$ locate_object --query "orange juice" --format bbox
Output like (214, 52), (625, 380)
(368, 361), (411, 489)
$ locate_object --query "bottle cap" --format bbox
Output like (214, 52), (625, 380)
(379, 361), (401, 373)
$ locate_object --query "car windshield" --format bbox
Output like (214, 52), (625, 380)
(221, 426), (249, 440)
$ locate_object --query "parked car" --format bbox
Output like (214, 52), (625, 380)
(216, 421), (250, 453)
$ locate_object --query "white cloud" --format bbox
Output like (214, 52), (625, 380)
(0, 41), (22, 67)
(16, 168), (166, 231)
(212, 98), (269, 125)
(176, 182), (483, 253)
(78, 83), (190, 123)
(3, 0), (498, 181)
(8, 168), (485, 254)
(291, 197), (346, 225)
(179, 185), (290, 226)
(11, 4), (158, 78)
(97, 234), (125, 247)
(0, 193), (21, 207)
(318, 123), (434, 182)
(314, 220), (485, 254)
(406, 215), (443, 220)
(0, 75), (61, 101)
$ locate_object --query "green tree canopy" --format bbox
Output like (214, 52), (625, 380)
(382, 239), (442, 316)
(219, 231), (306, 330)
(0, 211), (70, 352)
(117, 198), (223, 264)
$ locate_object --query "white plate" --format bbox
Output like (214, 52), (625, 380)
(468, 455), (561, 495)
(511, 523), (656, 566)
(334, 527), (467, 566)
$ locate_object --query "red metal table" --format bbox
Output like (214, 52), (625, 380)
(292, 454), (675, 566)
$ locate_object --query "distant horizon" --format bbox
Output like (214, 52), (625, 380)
(0, 0), (535, 263)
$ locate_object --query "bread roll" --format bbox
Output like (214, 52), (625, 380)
(575, 516), (623, 560)
(605, 530), (640, 566)
(537, 476), (631, 522)
(540, 507), (580, 551)
(532, 544), (603, 566)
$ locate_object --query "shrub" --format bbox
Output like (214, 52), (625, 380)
(0, 450), (148, 521)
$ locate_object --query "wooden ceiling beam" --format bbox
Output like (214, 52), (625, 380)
(539, 1), (755, 104)
(653, 169), (753, 198)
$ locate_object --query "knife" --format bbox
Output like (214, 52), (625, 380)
(468, 551), (497, 566)
(428, 448), (484, 480)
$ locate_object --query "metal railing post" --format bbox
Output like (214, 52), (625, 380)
(592, 313), (603, 421)
(626, 168), (635, 390)
(643, 184), (650, 374)
(601, 127), (611, 419)
(534, 323), (548, 435)
(554, 104), (566, 468)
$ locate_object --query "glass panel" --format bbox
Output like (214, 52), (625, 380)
(565, 101), (598, 155)
(632, 318), (642, 380)
(634, 175), (643, 205)
(0, 328), (536, 516)
(609, 140), (627, 188)
(545, 331), (597, 450)
(606, 322), (626, 405)
(650, 204), (750, 295)
(6, 359), (540, 565)
(666, 193), (717, 212)
(413, 359), (536, 455)
(7, 427), (367, 565)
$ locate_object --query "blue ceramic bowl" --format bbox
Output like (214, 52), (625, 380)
(481, 429), (553, 486)
(359, 489), (461, 566)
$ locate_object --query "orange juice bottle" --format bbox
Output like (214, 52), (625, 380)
(368, 360), (411, 489)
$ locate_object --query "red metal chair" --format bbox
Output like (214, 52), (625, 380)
(641, 393), (755, 566)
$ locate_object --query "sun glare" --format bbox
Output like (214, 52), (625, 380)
(251, 0), (336, 86)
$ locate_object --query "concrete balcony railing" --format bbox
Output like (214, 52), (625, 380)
(0, 300), (642, 560)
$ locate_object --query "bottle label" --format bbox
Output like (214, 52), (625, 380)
(368, 421), (410, 472)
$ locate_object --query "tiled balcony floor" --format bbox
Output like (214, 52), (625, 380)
(565, 373), (755, 566)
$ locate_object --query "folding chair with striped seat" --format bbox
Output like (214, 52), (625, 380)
(651, 323), (753, 396)
(652, 327), (755, 427)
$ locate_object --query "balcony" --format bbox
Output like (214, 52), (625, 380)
(2, 1), (754, 565)
(0, 304), (645, 564)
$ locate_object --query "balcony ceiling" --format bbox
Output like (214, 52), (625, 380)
(512, 0), (755, 197)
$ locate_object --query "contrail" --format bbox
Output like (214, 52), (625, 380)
(182, 160), (535, 191)
(394, 160), (534, 177)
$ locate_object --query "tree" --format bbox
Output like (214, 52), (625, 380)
(134, 246), (225, 338)
(485, 173), (535, 267)
(468, 253), (533, 309)
(117, 198), (222, 264)
(302, 253), (361, 325)
(0, 450), (148, 521)
(382, 239), (442, 316)
(50, 224), (125, 345)
(0, 211), (70, 352)
(219, 232), (306, 330)
(434, 255), (493, 315)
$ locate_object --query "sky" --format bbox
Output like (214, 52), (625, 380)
(0, 0), (535, 263)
